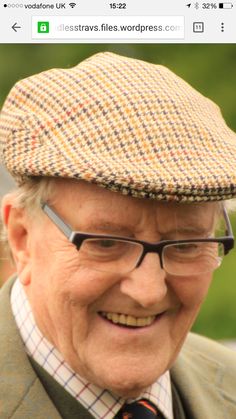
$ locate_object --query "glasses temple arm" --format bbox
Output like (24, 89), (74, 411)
(41, 202), (73, 239)
(223, 206), (234, 237)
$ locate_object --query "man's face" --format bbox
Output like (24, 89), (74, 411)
(14, 180), (216, 397)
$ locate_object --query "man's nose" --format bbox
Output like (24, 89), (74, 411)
(119, 253), (168, 308)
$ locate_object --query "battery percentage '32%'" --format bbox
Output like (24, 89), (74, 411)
(202, 3), (218, 8)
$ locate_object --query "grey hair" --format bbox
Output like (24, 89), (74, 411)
(0, 177), (57, 259)
(3, 177), (56, 213)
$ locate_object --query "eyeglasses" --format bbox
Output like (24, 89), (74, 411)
(41, 202), (234, 276)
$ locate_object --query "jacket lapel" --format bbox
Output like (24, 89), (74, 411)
(0, 277), (61, 419)
(171, 333), (236, 418)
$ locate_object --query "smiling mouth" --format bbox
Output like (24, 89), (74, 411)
(99, 312), (158, 328)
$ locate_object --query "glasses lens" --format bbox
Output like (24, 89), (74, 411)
(163, 242), (224, 276)
(78, 238), (143, 274)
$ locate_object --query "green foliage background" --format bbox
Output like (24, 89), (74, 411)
(0, 43), (235, 340)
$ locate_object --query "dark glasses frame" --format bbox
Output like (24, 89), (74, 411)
(41, 202), (234, 270)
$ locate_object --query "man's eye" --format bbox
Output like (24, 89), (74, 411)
(175, 244), (198, 252)
(83, 239), (124, 252)
(96, 240), (117, 248)
(81, 239), (128, 260)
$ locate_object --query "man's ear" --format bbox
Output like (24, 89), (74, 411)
(2, 194), (31, 285)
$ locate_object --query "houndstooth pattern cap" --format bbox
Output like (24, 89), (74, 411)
(0, 52), (236, 202)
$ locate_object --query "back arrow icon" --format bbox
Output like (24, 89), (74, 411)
(12, 22), (21, 32)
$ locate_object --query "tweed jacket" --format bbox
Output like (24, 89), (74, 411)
(1, 278), (236, 419)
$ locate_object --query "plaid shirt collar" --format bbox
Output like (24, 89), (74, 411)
(11, 278), (173, 419)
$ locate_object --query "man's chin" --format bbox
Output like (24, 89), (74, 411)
(68, 352), (163, 397)
(100, 372), (157, 398)
(108, 382), (147, 399)
(78, 363), (155, 398)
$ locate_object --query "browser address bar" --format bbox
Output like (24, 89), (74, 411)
(32, 16), (184, 40)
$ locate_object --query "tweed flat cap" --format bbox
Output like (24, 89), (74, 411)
(0, 52), (236, 202)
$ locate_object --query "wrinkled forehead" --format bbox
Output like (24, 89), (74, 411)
(52, 179), (219, 234)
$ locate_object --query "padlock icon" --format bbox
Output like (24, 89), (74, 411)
(37, 21), (49, 33)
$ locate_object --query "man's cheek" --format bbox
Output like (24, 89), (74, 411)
(62, 270), (111, 304)
(169, 275), (213, 308)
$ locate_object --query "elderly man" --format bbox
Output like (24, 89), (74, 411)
(0, 52), (236, 419)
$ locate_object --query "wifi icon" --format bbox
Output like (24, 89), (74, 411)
(69, 2), (76, 7)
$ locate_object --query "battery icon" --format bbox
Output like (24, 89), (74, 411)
(219, 3), (233, 8)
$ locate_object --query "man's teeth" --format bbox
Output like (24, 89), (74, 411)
(100, 312), (156, 327)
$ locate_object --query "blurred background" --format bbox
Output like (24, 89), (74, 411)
(0, 43), (235, 341)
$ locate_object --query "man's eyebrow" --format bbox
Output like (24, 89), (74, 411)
(160, 225), (214, 237)
(79, 220), (134, 235)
